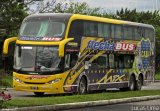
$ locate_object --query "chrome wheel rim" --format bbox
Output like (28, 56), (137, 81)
(79, 81), (85, 94)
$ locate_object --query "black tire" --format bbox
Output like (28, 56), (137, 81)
(135, 75), (143, 90)
(129, 75), (136, 91)
(34, 92), (44, 96)
(78, 77), (87, 94)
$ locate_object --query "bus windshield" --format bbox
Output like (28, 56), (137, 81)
(19, 20), (65, 38)
(14, 45), (61, 73)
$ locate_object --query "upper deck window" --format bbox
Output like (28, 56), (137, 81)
(111, 25), (122, 39)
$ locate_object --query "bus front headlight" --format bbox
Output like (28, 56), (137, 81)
(48, 78), (61, 84)
(13, 77), (22, 83)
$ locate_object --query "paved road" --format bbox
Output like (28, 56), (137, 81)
(5, 82), (160, 98)
(60, 99), (160, 111)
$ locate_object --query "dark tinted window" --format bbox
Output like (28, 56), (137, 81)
(84, 21), (98, 36)
(111, 25), (122, 39)
(91, 55), (108, 68)
(124, 54), (134, 68)
(115, 55), (124, 68)
(98, 23), (110, 38)
(134, 27), (142, 40)
(69, 20), (83, 37)
(109, 54), (114, 68)
(124, 26), (133, 39)
(108, 54), (134, 69)
(145, 28), (154, 41)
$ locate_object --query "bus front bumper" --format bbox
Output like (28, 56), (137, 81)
(13, 82), (63, 94)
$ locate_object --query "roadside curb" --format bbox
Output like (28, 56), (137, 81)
(2, 95), (160, 111)
(154, 80), (160, 82)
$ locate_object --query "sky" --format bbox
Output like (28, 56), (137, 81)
(68, 0), (160, 13)
(32, 0), (160, 13)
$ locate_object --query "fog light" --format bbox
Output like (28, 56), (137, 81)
(13, 77), (22, 83)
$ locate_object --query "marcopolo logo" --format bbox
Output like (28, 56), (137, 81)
(87, 40), (136, 51)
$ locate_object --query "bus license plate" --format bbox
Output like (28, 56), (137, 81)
(31, 86), (38, 90)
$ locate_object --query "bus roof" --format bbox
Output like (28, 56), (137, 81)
(25, 13), (154, 29)
(70, 14), (154, 29)
(23, 13), (72, 22)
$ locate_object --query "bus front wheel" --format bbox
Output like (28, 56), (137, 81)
(78, 77), (87, 94)
(34, 92), (44, 96)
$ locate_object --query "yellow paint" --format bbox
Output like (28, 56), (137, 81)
(13, 71), (69, 93)
(3, 37), (17, 54)
(59, 38), (74, 57)
(65, 66), (85, 86)
(16, 40), (60, 45)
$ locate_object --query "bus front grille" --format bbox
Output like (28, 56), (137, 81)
(24, 82), (45, 84)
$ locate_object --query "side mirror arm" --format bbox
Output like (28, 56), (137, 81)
(3, 37), (17, 55)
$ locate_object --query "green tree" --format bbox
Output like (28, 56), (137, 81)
(53, 2), (101, 15)
(0, 0), (28, 37)
(37, 0), (112, 17)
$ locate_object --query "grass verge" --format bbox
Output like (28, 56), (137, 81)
(155, 73), (160, 80)
(0, 69), (12, 88)
(2, 75), (13, 87)
(3, 90), (160, 108)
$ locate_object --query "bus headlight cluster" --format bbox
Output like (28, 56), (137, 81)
(48, 78), (61, 84)
(13, 77), (22, 83)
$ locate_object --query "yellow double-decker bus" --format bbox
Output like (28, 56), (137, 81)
(3, 13), (155, 96)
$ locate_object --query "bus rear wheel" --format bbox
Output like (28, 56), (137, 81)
(78, 77), (87, 94)
(34, 92), (44, 96)
(135, 75), (143, 90)
(129, 75), (136, 91)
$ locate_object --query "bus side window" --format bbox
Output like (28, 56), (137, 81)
(64, 54), (70, 69)
(149, 29), (154, 42)
(98, 23), (110, 38)
(69, 20), (83, 37)
(124, 55), (134, 68)
(70, 54), (78, 68)
(141, 28), (145, 37)
(124, 26), (133, 40)
(91, 55), (108, 68)
(136, 27), (145, 39)
(145, 28), (154, 42)
(116, 54), (124, 68)
(134, 27), (141, 40)
(68, 20), (83, 43)
(97, 56), (108, 68)
(111, 25), (122, 39)
(109, 54), (114, 68)
(84, 21), (98, 37)
(65, 54), (78, 69)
